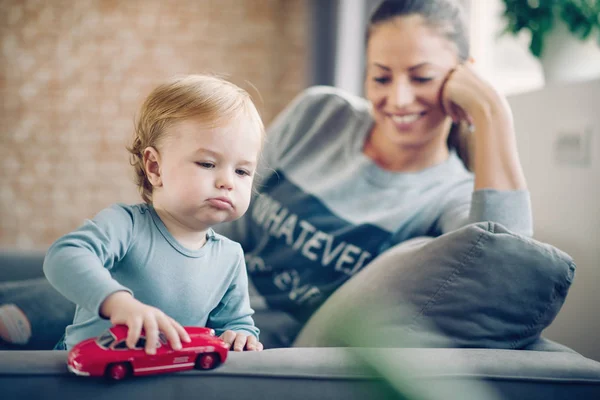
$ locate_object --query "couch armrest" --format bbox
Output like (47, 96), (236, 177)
(2, 348), (600, 400)
(0, 249), (46, 282)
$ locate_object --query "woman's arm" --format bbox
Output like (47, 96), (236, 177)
(436, 185), (533, 236)
(469, 93), (527, 191)
(442, 63), (527, 191)
(436, 64), (533, 236)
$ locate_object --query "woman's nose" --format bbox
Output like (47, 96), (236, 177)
(391, 79), (415, 108)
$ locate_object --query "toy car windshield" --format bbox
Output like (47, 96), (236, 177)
(96, 330), (116, 348)
(158, 332), (168, 345)
(112, 337), (149, 350)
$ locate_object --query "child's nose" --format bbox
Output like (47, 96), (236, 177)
(216, 171), (234, 190)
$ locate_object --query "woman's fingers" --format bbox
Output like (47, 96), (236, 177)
(441, 65), (477, 126)
(439, 68), (456, 118)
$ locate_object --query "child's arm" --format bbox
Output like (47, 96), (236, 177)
(43, 204), (189, 353)
(43, 204), (136, 314)
(207, 246), (261, 351)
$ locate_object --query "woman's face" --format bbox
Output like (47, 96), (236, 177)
(365, 15), (459, 149)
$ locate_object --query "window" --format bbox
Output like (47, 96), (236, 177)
(158, 332), (168, 345)
(134, 338), (147, 349)
(112, 337), (149, 350)
(468, 0), (544, 95)
(113, 340), (129, 350)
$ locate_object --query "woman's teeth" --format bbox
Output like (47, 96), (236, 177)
(391, 113), (421, 124)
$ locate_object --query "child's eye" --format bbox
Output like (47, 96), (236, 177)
(196, 162), (215, 169)
(235, 169), (251, 177)
(373, 76), (390, 84)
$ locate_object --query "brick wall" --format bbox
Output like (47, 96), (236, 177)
(0, 0), (309, 248)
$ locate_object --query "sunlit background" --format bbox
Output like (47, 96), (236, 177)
(1, 0), (598, 362)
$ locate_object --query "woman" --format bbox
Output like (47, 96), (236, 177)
(0, 0), (532, 349)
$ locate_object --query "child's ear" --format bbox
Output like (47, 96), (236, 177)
(143, 147), (162, 187)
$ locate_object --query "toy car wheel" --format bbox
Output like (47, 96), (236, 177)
(195, 352), (221, 370)
(105, 362), (132, 380)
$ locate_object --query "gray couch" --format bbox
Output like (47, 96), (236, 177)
(2, 244), (600, 400)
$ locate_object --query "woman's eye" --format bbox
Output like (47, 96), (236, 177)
(412, 77), (434, 84)
(373, 76), (390, 84)
(196, 162), (215, 169)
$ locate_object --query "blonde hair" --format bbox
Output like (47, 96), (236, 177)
(127, 74), (265, 204)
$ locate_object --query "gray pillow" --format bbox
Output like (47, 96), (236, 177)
(293, 222), (575, 349)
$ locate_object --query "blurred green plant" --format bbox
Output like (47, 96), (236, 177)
(501, 0), (600, 57)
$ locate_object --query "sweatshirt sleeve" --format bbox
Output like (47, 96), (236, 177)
(437, 186), (533, 237)
(468, 189), (533, 236)
(43, 204), (135, 316)
(206, 246), (259, 339)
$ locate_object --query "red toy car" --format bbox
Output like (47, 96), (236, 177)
(67, 325), (229, 380)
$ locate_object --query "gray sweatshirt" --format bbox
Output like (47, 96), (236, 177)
(224, 86), (533, 321)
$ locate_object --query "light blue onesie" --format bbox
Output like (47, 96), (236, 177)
(44, 203), (258, 349)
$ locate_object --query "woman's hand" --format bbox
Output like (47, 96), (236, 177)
(440, 60), (526, 191)
(440, 61), (512, 129)
(220, 330), (263, 352)
(100, 291), (191, 355)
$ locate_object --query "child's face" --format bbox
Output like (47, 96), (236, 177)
(152, 116), (261, 231)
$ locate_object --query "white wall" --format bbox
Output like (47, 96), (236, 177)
(508, 79), (600, 361)
(334, 0), (366, 96)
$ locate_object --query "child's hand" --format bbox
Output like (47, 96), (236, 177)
(100, 291), (191, 355)
(219, 330), (263, 352)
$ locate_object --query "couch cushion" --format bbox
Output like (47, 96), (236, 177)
(0, 249), (46, 282)
(294, 222), (575, 350)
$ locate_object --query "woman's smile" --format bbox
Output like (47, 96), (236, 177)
(385, 110), (427, 132)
